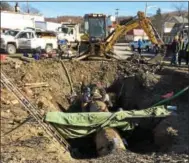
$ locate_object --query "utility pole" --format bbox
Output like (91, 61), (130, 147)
(27, 0), (30, 13)
(144, 2), (148, 16)
(115, 8), (119, 24)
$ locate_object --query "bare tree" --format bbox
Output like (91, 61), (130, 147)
(172, 2), (187, 37)
(0, 2), (14, 11)
(173, 2), (187, 17)
(21, 4), (40, 14)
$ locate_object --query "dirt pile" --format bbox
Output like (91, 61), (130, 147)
(1, 59), (160, 111)
(79, 150), (189, 163)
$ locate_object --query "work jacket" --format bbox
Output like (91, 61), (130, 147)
(179, 41), (185, 51)
(138, 40), (143, 48)
(89, 100), (108, 112)
(171, 40), (179, 53)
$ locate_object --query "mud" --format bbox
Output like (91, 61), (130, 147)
(1, 58), (189, 163)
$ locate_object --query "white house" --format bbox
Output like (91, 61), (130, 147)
(163, 16), (189, 43)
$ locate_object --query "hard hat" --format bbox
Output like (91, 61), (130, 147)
(92, 89), (102, 99)
(92, 92), (102, 99)
(175, 35), (179, 40)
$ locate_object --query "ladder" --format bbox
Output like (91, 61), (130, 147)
(1, 71), (70, 153)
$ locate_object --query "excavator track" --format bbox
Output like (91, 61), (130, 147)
(1, 71), (71, 153)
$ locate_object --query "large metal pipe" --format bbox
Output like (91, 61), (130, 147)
(94, 128), (126, 156)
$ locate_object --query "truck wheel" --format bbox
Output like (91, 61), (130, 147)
(7, 44), (16, 55)
(45, 45), (53, 53)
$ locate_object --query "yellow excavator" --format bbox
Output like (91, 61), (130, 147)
(77, 11), (165, 59)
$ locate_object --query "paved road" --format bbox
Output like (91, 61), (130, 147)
(113, 44), (155, 60)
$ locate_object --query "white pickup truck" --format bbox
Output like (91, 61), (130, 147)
(1, 29), (58, 54)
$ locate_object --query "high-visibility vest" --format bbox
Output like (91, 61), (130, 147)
(179, 41), (185, 50)
(186, 43), (189, 52)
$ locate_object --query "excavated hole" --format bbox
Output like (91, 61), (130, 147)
(67, 77), (163, 159)
(1, 60), (188, 162)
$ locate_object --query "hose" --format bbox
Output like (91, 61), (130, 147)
(152, 86), (189, 107)
(60, 61), (74, 93)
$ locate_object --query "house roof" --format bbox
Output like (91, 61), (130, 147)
(167, 16), (188, 23)
(174, 16), (188, 23)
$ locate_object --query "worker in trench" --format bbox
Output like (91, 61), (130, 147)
(80, 75), (113, 112)
(87, 89), (109, 112)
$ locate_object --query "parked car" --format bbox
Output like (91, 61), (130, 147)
(0, 29), (58, 54)
(129, 39), (153, 52)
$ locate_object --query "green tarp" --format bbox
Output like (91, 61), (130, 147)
(45, 105), (171, 139)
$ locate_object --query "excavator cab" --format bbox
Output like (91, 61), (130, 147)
(79, 14), (107, 56)
(83, 14), (107, 43)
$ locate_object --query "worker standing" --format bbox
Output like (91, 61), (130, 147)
(154, 44), (159, 55)
(137, 39), (142, 56)
(185, 41), (189, 65)
(178, 37), (186, 66)
(170, 36), (180, 65)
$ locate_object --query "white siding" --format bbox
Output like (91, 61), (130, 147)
(1, 11), (44, 30)
(164, 28), (172, 33)
(46, 22), (61, 31)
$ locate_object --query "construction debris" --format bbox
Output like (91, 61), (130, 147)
(22, 87), (33, 97)
(24, 82), (49, 88)
(11, 99), (19, 105)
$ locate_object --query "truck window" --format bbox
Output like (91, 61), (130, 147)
(17, 32), (28, 39)
(84, 21), (89, 34)
(62, 27), (69, 34)
(58, 27), (62, 32)
(80, 23), (85, 33)
(69, 29), (74, 35)
(28, 32), (34, 39)
(5, 30), (19, 37)
(17, 32), (34, 39)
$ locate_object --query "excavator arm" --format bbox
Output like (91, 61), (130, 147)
(101, 11), (164, 54)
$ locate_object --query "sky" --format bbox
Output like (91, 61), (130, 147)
(7, 1), (188, 17)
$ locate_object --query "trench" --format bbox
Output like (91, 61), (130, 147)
(68, 125), (160, 159)
(64, 75), (164, 159)
(1, 59), (188, 163)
